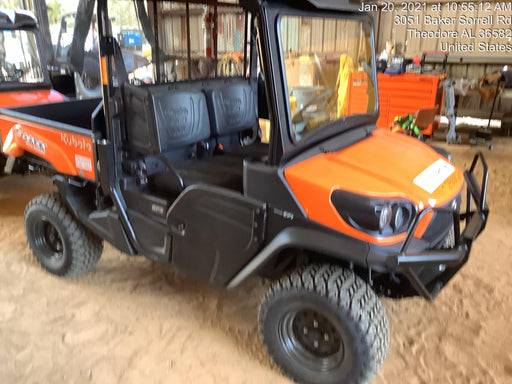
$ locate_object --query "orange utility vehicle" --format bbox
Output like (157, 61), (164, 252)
(0, 1), (489, 383)
(0, 9), (65, 175)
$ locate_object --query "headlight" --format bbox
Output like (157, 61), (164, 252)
(330, 190), (416, 236)
(377, 204), (392, 232)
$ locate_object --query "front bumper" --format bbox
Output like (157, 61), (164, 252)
(386, 153), (489, 300)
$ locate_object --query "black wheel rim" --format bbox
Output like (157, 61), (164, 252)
(278, 307), (346, 373)
(33, 217), (65, 268)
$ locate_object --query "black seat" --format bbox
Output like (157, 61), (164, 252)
(206, 80), (268, 161)
(123, 84), (244, 197)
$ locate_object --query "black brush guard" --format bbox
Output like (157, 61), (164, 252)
(387, 153), (489, 300)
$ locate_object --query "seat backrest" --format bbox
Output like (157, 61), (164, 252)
(206, 80), (257, 143)
(124, 83), (210, 157)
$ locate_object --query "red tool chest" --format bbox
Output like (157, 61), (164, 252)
(376, 73), (444, 136)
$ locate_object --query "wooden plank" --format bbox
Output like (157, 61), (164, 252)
(299, 18), (311, 54)
(472, 4), (491, 54)
(323, 18), (336, 52)
(335, 20), (348, 53)
(437, 2), (459, 53)
(391, 9), (408, 55)
(403, 11), (421, 56)
(377, 9), (393, 56)
(311, 18), (323, 52)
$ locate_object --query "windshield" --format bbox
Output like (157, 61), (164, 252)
(280, 16), (376, 141)
(0, 29), (44, 84)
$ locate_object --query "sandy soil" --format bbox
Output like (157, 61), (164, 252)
(1, 138), (511, 384)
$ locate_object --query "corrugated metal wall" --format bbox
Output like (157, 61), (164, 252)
(280, 18), (368, 58)
(159, 3), (244, 56)
(370, 1), (512, 119)
(371, 0), (512, 80)
(372, 1), (511, 56)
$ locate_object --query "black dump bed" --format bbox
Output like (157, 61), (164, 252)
(6, 98), (102, 131)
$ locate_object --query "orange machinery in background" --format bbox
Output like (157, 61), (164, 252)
(377, 73), (444, 136)
(347, 72), (444, 136)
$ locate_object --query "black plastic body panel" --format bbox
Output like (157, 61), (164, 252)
(53, 175), (134, 255)
(244, 160), (304, 216)
(167, 185), (265, 285)
(128, 210), (171, 262)
(123, 185), (170, 224)
(88, 210), (134, 254)
(123, 184), (172, 262)
(96, 140), (114, 196)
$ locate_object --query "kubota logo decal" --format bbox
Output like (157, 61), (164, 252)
(17, 130), (46, 155)
(61, 133), (92, 152)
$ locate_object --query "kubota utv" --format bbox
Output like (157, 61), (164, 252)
(0, 9), (65, 175)
(0, 1), (489, 383)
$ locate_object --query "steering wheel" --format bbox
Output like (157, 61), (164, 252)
(292, 89), (334, 125)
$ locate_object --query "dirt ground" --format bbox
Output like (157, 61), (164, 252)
(1, 138), (511, 384)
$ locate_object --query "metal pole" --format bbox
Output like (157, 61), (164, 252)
(487, 77), (502, 130)
(186, 3), (191, 79)
(243, 10), (248, 75)
(153, 0), (161, 83)
(32, 0), (54, 65)
(214, 3), (218, 77)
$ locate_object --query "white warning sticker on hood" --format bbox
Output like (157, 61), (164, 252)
(414, 159), (455, 194)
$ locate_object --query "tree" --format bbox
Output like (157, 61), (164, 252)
(0, 1), (23, 9)
(46, 0), (62, 24)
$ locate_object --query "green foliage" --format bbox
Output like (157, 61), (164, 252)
(0, 0), (23, 9)
(109, 0), (139, 29)
(47, 0), (62, 24)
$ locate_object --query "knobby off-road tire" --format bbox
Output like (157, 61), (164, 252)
(259, 264), (389, 384)
(24, 193), (103, 277)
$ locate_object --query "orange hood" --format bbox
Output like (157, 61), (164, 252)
(284, 128), (464, 245)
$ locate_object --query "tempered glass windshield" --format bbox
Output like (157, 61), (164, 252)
(280, 16), (376, 141)
(0, 29), (44, 84)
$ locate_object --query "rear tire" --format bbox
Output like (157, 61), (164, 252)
(259, 264), (389, 384)
(24, 193), (103, 277)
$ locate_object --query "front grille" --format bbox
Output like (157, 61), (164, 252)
(421, 194), (461, 247)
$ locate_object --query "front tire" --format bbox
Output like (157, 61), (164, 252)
(259, 264), (389, 384)
(24, 193), (103, 277)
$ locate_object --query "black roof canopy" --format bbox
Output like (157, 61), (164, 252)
(146, 0), (364, 12)
(0, 9), (38, 30)
(239, 0), (363, 12)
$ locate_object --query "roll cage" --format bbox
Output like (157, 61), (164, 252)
(95, 0), (378, 165)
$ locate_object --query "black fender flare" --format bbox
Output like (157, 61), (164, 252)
(227, 226), (370, 288)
